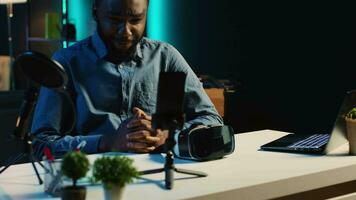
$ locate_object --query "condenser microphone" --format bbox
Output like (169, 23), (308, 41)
(15, 51), (68, 89)
(14, 51), (75, 135)
(13, 86), (38, 139)
(0, 51), (72, 185)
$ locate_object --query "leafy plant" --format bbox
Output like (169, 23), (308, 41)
(93, 156), (140, 188)
(61, 151), (90, 187)
(346, 108), (356, 120)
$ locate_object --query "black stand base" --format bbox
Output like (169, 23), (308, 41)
(0, 85), (47, 185)
(0, 139), (46, 185)
(141, 151), (207, 189)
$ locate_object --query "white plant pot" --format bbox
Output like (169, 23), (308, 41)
(104, 184), (125, 200)
(346, 118), (356, 155)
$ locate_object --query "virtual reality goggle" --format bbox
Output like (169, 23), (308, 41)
(173, 125), (235, 161)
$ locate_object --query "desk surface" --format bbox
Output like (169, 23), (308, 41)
(1, 130), (356, 200)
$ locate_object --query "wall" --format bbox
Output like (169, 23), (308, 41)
(233, 2), (356, 133)
(67, 0), (95, 41)
(148, 1), (356, 133)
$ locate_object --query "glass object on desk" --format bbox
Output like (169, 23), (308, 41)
(44, 159), (63, 197)
(44, 159), (94, 197)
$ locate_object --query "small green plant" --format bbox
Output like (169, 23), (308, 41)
(61, 151), (90, 187)
(346, 108), (356, 120)
(93, 156), (140, 188)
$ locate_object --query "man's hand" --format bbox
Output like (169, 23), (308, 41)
(98, 118), (138, 152)
(99, 107), (168, 153)
(126, 107), (168, 152)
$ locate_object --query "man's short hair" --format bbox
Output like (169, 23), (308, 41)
(94, 0), (149, 8)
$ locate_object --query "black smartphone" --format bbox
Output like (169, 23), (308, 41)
(153, 72), (187, 130)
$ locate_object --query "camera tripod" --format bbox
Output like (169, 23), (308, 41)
(0, 134), (46, 185)
(141, 118), (207, 190)
(0, 87), (47, 185)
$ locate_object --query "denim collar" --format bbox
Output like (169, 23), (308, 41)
(91, 31), (143, 61)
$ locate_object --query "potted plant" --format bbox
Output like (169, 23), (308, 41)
(93, 156), (140, 200)
(345, 107), (356, 154)
(61, 151), (90, 200)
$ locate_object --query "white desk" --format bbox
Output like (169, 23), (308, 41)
(1, 130), (356, 200)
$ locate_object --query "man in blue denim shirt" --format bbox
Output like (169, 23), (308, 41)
(31, 0), (223, 157)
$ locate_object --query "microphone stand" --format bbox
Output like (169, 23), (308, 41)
(140, 114), (207, 190)
(0, 86), (47, 185)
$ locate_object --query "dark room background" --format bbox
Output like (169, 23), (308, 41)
(0, 0), (355, 134)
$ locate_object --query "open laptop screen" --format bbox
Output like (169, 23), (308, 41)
(261, 90), (356, 154)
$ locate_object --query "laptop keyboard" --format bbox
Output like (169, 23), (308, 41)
(287, 134), (330, 149)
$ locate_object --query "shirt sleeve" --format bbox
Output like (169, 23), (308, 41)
(165, 44), (224, 131)
(30, 52), (102, 158)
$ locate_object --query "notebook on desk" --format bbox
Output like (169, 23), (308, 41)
(260, 90), (356, 154)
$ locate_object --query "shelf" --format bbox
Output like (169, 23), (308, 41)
(28, 37), (62, 42)
(26, 0), (73, 50)
(28, 37), (77, 43)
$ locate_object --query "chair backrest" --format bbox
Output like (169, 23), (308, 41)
(205, 88), (225, 117)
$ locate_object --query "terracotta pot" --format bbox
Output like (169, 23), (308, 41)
(104, 184), (125, 200)
(346, 118), (356, 155)
(61, 186), (86, 200)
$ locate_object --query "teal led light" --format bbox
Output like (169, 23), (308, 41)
(62, 0), (67, 24)
(68, 0), (94, 41)
(147, 0), (168, 42)
(62, 0), (67, 48)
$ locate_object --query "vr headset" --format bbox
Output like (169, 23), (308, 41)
(173, 125), (235, 161)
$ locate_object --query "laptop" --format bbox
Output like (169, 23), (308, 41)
(260, 90), (356, 154)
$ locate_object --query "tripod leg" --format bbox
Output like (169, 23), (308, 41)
(31, 154), (47, 172)
(175, 168), (208, 177)
(165, 151), (174, 189)
(0, 153), (25, 174)
(165, 166), (173, 189)
(27, 140), (46, 170)
(140, 168), (164, 175)
(35, 160), (46, 169)
(30, 156), (43, 185)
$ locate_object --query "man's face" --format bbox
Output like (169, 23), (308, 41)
(95, 0), (147, 54)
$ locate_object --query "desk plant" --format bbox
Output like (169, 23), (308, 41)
(93, 156), (140, 200)
(345, 107), (356, 154)
(61, 151), (90, 200)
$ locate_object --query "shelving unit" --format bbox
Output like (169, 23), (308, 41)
(25, 0), (71, 57)
(27, 37), (63, 43)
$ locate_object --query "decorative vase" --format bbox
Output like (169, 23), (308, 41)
(346, 118), (356, 155)
(61, 186), (86, 200)
(104, 184), (125, 200)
